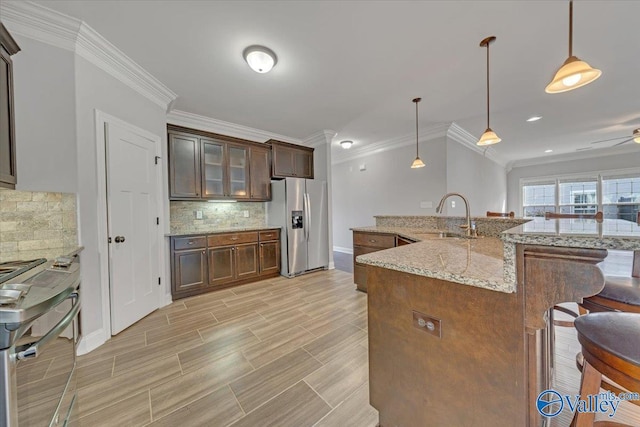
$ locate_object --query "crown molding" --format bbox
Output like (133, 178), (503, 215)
(446, 123), (507, 168)
(507, 143), (640, 171)
(167, 110), (302, 144)
(303, 130), (336, 148)
(0, 1), (177, 110)
(331, 123), (450, 165)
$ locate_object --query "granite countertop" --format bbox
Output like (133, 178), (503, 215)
(353, 226), (508, 293)
(0, 246), (84, 263)
(501, 218), (640, 250)
(166, 226), (282, 237)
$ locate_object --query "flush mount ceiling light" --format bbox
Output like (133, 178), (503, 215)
(477, 36), (501, 146)
(545, 1), (601, 94)
(410, 97), (426, 169)
(545, 149), (553, 153)
(340, 140), (353, 149)
(243, 45), (277, 73)
(634, 128), (640, 144)
(527, 116), (543, 122)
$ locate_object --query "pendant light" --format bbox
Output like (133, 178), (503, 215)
(477, 36), (501, 146)
(411, 97), (425, 168)
(545, 1), (601, 93)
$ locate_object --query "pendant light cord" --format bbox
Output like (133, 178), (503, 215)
(415, 100), (419, 156)
(568, 0), (573, 57)
(486, 41), (490, 129)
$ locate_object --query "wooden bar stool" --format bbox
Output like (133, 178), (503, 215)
(571, 312), (640, 426)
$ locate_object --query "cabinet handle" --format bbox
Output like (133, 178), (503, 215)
(188, 241), (194, 245)
(230, 237), (239, 241)
(232, 247), (235, 251)
(202, 251), (205, 254)
(260, 243), (264, 247)
(369, 239), (377, 243)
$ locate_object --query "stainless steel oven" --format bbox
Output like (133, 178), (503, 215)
(0, 259), (81, 427)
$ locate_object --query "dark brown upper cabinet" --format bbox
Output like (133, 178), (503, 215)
(267, 139), (314, 179)
(168, 125), (271, 201)
(169, 131), (201, 198)
(0, 23), (20, 189)
(249, 145), (271, 200)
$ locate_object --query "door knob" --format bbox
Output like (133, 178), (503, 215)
(114, 236), (126, 243)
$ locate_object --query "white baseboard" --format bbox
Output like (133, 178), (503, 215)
(333, 246), (353, 254)
(77, 328), (108, 355)
(328, 261), (335, 270)
(162, 293), (173, 307)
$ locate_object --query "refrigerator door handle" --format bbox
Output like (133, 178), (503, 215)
(304, 193), (311, 242)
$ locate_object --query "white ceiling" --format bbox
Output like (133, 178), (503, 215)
(30, 0), (640, 165)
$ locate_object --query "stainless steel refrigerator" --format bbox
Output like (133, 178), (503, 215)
(267, 178), (329, 277)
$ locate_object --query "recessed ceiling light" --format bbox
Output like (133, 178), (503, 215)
(545, 149), (553, 153)
(527, 116), (543, 122)
(243, 45), (277, 73)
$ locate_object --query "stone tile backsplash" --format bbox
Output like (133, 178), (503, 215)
(170, 201), (267, 234)
(0, 189), (78, 257)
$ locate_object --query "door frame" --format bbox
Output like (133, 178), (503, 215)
(94, 109), (165, 339)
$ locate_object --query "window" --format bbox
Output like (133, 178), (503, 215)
(602, 175), (640, 222)
(559, 178), (597, 215)
(522, 182), (555, 217)
(521, 170), (640, 221)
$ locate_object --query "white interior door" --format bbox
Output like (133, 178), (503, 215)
(105, 121), (160, 334)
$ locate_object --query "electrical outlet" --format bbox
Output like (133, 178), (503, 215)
(243, 210), (249, 218)
(195, 210), (203, 220)
(451, 201), (456, 208)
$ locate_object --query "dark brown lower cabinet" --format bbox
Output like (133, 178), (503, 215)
(234, 243), (259, 280)
(207, 246), (235, 286)
(352, 231), (397, 292)
(259, 240), (280, 275)
(170, 228), (280, 299)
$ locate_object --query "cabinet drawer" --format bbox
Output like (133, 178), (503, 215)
(353, 245), (384, 264)
(208, 232), (258, 247)
(259, 230), (280, 241)
(173, 236), (206, 250)
(353, 232), (395, 249)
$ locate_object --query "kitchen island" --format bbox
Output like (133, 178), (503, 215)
(357, 217), (640, 426)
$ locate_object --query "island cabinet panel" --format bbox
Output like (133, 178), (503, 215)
(352, 231), (396, 292)
(170, 228), (281, 299)
(0, 23), (19, 189)
(367, 266), (527, 427)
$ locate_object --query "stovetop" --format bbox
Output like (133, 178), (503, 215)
(0, 259), (47, 285)
(0, 260), (80, 325)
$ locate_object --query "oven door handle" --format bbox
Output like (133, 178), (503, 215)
(16, 293), (80, 361)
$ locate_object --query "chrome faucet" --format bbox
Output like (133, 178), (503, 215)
(436, 193), (475, 237)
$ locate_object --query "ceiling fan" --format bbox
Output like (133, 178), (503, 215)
(589, 128), (640, 147)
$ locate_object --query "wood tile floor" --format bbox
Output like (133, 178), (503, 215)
(73, 268), (640, 426)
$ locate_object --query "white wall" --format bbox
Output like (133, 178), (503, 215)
(331, 137), (447, 250)
(74, 56), (168, 338)
(507, 151), (640, 213)
(11, 37), (77, 193)
(445, 139), (507, 216)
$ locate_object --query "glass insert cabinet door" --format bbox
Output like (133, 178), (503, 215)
(201, 138), (225, 197)
(228, 144), (250, 198)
